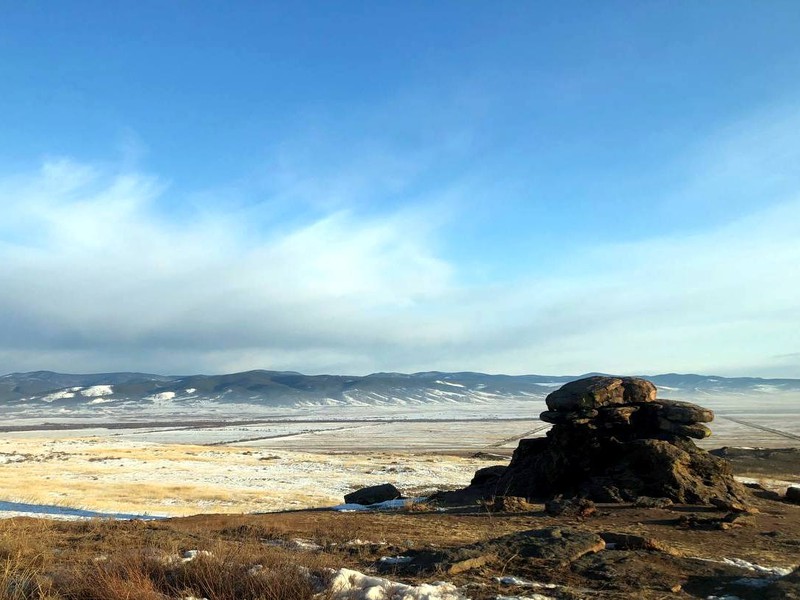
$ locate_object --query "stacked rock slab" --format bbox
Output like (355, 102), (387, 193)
(476, 376), (747, 504)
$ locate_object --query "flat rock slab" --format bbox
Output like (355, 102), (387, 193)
(545, 376), (656, 411)
(379, 527), (605, 575)
(655, 399), (714, 423)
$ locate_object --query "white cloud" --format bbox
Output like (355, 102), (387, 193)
(0, 159), (456, 373)
(1, 100), (799, 377)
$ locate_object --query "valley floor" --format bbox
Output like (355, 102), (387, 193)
(0, 403), (798, 517)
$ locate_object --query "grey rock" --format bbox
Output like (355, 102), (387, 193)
(633, 496), (674, 509)
(657, 418), (712, 439)
(620, 377), (657, 403)
(539, 409), (597, 425)
(469, 465), (506, 487)
(344, 483), (401, 505)
(545, 376), (625, 411)
(655, 399), (714, 423)
(545, 497), (596, 517)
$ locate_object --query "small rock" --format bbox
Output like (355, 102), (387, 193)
(446, 555), (491, 575)
(599, 532), (683, 556)
(723, 512), (756, 527)
(545, 497), (597, 518)
(786, 486), (800, 504)
(634, 496), (674, 509)
(489, 495), (536, 513)
(710, 497), (757, 513)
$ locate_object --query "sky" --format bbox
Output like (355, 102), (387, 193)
(1, 2), (799, 377)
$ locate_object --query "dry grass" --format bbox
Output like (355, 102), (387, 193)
(0, 519), (338, 600)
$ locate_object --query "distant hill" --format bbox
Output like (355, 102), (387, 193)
(1, 370), (798, 414)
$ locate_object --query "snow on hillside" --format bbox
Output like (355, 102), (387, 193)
(41, 390), (77, 402)
(147, 391), (177, 402)
(81, 385), (113, 397)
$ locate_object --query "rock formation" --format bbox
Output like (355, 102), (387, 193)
(448, 376), (747, 505)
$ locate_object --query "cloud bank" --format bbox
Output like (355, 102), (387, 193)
(0, 154), (798, 377)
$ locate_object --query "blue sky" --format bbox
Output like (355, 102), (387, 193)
(1, 2), (799, 376)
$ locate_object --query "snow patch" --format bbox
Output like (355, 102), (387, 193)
(327, 568), (463, 600)
(81, 385), (113, 397)
(721, 557), (792, 577)
(41, 390), (75, 402)
(494, 577), (557, 589)
(181, 549), (212, 562)
(331, 498), (427, 512)
(435, 380), (465, 388)
(88, 397), (114, 405)
(495, 595), (556, 600)
(379, 556), (414, 565)
(147, 391), (177, 402)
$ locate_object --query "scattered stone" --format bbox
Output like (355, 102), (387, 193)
(488, 495), (536, 513)
(378, 527), (604, 575)
(493, 527), (605, 564)
(344, 483), (402, 505)
(677, 512), (756, 530)
(544, 497), (597, 517)
(711, 497), (758, 513)
(446, 555), (491, 575)
(634, 496), (674, 509)
(599, 532), (683, 556)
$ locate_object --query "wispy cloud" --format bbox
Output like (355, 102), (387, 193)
(0, 158), (456, 373)
(1, 102), (799, 377)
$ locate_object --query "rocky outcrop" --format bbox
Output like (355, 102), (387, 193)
(447, 376), (747, 505)
(377, 527), (606, 575)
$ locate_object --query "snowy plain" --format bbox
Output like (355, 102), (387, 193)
(0, 390), (797, 519)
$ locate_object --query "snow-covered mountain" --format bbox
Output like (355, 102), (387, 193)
(1, 369), (799, 414)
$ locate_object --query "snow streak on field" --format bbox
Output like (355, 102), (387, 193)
(0, 432), (496, 517)
(0, 393), (798, 519)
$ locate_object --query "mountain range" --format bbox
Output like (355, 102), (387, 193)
(1, 370), (798, 411)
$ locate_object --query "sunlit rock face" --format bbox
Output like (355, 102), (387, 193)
(455, 376), (747, 505)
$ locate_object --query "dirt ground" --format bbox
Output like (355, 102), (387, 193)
(0, 447), (797, 599)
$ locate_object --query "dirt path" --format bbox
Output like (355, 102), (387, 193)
(720, 415), (800, 442)
(484, 424), (550, 448)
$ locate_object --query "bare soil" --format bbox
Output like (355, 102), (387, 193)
(1, 449), (796, 599)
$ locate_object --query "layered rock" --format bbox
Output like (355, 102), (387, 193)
(450, 376), (746, 505)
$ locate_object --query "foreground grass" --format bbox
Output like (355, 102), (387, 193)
(0, 518), (339, 600)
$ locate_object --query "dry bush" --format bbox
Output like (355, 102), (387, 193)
(399, 501), (435, 513)
(0, 555), (57, 600)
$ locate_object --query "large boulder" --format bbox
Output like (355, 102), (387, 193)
(344, 483), (402, 505)
(545, 376), (656, 411)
